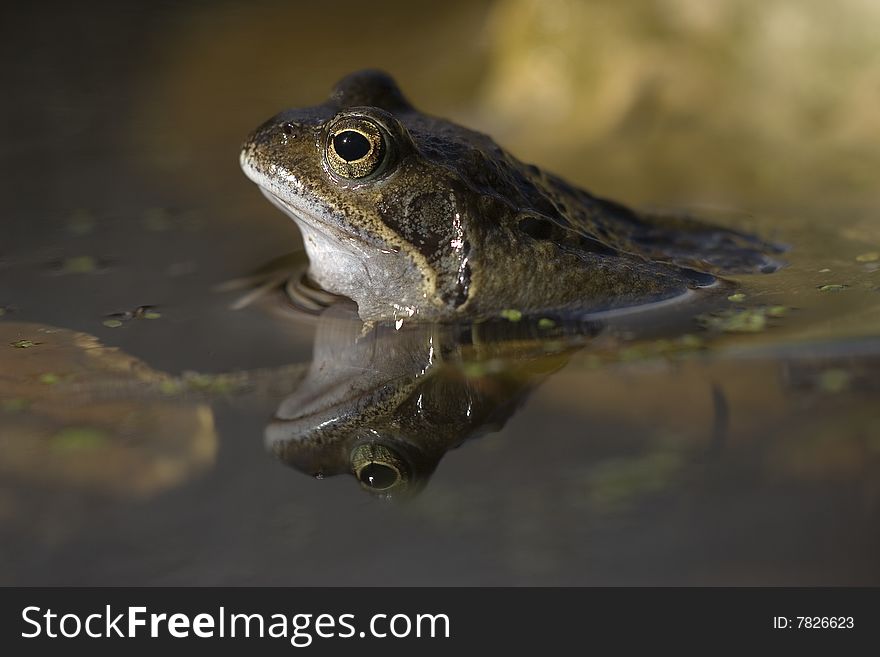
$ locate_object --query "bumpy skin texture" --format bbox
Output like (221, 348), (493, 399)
(240, 70), (780, 323)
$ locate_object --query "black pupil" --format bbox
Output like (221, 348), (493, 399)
(358, 463), (398, 489)
(333, 131), (371, 162)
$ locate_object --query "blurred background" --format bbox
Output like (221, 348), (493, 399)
(138, 0), (879, 205)
(9, 0), (880, 214)
(1, 1), (878, 585)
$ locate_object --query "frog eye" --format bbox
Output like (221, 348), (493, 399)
(325, 118), (387, 179)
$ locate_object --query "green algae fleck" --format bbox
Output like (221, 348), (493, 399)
(52, 427), (108, 451)
(818, 369), (851, 393)
(698, 306), (789, 333)
(67, 209), (97, 236)
(500, 309), (523, 322)
(1, 398), (29, 413)
(182, 372), (241, 395)
(586, 450), (684, 513)
(613, 334), (704, 363)
(461, 362), (488, 378)
(61, 255), (98, 274)
(159, 380), (184, 395)
(143, 207), (172, 232)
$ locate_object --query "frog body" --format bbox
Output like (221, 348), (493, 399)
(241, 70), (781, 323)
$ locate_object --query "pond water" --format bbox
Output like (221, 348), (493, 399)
(1, 2), (878, 585)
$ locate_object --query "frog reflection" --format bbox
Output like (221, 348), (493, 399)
(265, 305), (593, 498)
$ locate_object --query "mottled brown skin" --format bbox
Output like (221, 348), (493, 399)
(241, 70), (780, 323)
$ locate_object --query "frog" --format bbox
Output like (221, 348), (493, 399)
(240, 70), (782, 324)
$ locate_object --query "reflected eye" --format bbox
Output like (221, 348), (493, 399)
(326, 117), (387, 179)
(357, 462), (399, 490)
(350, 442), (408, 493)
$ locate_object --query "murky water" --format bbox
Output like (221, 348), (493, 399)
(2, 2), (878, 585)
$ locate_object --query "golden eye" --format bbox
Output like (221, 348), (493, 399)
(326, 118), (386, 179)
(333, 131), (370, 161)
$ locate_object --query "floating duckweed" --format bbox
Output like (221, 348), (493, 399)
(855, 252), (879, 263)
(727, 292), (746, 302)
(818, 369), (851, 393)
(143, 207), (172, 231)
(182, 372), (240, 394)
(537, 318), (556, 329)
(500, 309), (522, 322)
(1, 398), (29, 412)
(52, 427), (107, 450)
(461, 361), (488, 378)
(11, 340), (39, 348)
(677, 334), (704, 349)
(68, 209), (96, 236)
(541, 340), (565, 354)
(38, 373), (61, 385)
(818, 284), (848, 292)
(103, 306), (161, 324)
(184, 374), (215, 391)
(61, 255), (98, 274)
(618, 344), (654, 362)
(700, 309), (767, 333)
(586, 451), (684, 512)
(706, 306), (789, 332)
(614, 334), (704, 362)
(159, 380), (183, 395)
(698, 307), (790, 333)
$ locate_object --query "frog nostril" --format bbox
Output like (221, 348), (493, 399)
(518, 216), (555, 240)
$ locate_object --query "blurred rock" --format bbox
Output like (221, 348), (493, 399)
(479, 0), (880, 203)
(0, 322), (217, 497)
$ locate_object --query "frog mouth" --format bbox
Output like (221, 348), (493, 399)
(261, 190), (340, 236)
(259, 189), (381, 252)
